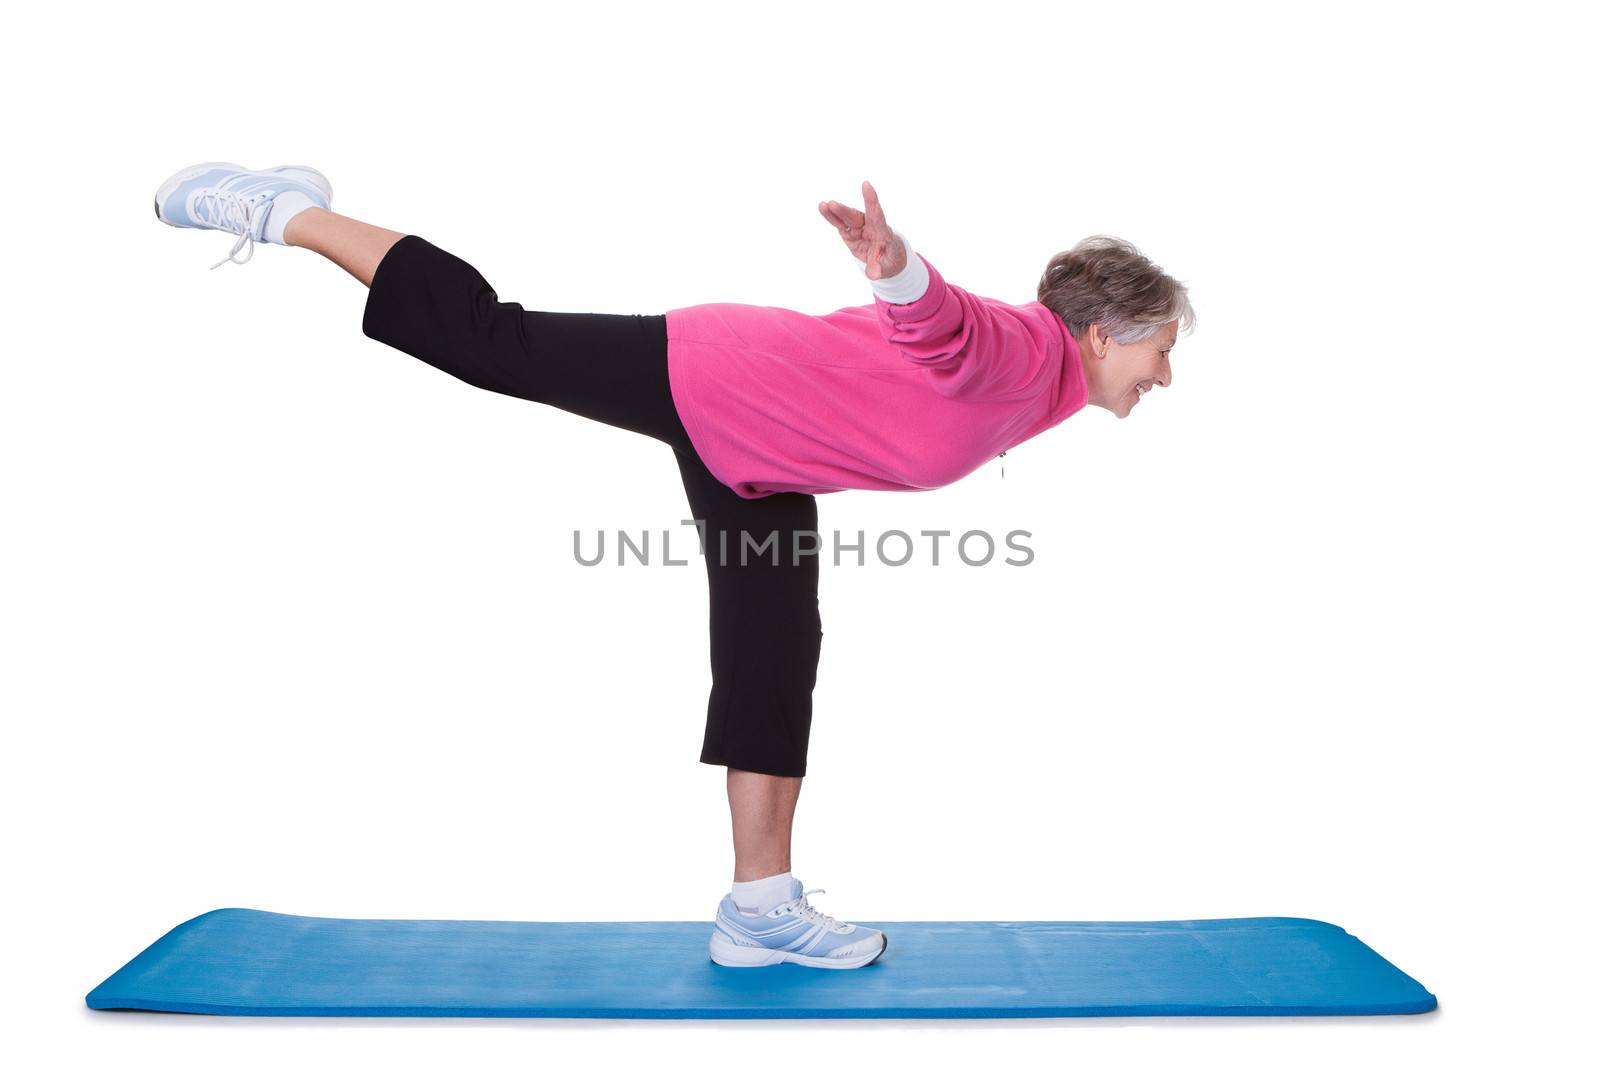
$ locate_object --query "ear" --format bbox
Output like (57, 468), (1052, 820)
(1086, 323), (1110, 359)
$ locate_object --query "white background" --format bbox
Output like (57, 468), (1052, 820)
(2, 0), (1594, 1081)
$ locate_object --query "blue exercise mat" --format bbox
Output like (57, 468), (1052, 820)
(86, 908), (1435, 1019)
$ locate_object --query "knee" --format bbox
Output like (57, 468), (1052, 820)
(716, 598), (821, 672)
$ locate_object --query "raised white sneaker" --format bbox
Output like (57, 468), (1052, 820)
(709, 880), (888, 969)
(153, 162), (332, 269)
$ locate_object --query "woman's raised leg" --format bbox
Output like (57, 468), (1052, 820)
(348, 231), (692, 447)
(284, 208), (404, 287)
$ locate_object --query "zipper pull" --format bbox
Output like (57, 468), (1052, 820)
(999, 449), (1007, 479)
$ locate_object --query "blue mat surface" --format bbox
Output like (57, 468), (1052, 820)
(86, 908), (1435, 1019)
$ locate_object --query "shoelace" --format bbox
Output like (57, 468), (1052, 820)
(782, 889), (850, 932)
(189, 187), (273, 270)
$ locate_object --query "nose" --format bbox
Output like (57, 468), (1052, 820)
(1156, 356), (1172, 388)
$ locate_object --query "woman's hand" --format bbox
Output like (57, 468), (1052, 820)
(818, 180), (907, 280)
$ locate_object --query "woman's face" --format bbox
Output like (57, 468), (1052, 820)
(1081, 320), (1178, 418)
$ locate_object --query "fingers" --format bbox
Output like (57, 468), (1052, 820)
(862, 180), (888, 228)
(818, 184), (885, 230)
(818, 199), (866, 234)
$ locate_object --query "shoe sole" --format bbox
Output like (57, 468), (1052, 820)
(153, 161), (333, 225)
(708, 929), (888, 969)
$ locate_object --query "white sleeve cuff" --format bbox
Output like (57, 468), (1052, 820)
(852, 229), (930, 305)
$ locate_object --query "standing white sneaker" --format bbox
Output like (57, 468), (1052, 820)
(710, 880), (888, 969)
(153, 162), (332, 269)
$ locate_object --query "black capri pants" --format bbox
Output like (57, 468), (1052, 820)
(361, 236), (822, 778)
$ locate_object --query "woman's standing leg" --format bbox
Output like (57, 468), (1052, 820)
(726, 770), (803, 882)
(680, 458), (885, 967)
(674, 447), (824, 882)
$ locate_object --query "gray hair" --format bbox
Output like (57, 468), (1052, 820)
(1036, 235), (1195, 344)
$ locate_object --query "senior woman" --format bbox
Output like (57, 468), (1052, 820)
(153, 163), (1194, 969)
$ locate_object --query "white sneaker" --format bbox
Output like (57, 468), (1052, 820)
(709, 880), (888, 969)
(153, 162), (332, 269)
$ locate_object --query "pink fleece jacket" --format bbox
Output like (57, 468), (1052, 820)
(663, 249), (1089, 500)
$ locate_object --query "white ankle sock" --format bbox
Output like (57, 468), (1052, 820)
(731, 871), (797, 915)
(263, 190), (316, 245)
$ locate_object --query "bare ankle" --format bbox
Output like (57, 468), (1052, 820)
(281, 206), (330, 248)
(733, 862), (793, 883)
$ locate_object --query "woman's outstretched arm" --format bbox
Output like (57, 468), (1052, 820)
(820, 182), (1043, 402)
